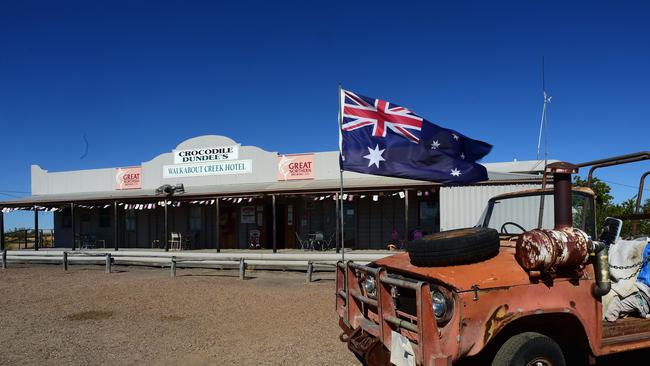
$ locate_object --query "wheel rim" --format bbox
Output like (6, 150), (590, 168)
(526, 358), (553, 366)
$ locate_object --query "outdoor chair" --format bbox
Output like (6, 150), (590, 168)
(96, 239), (106, 248)
(80, 234), (96, 250)
(309, 232), (325, 251)
(322, 232), (336, 251)
(182, 235), (192, 250)
(295, 232), (310, 250)
(169, 232), (183, 250)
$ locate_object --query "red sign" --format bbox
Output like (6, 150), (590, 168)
(277, 154), (314, 181)
(115, 167), (142, 190)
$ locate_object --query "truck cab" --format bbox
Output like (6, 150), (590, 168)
(336, 154), (650, 366)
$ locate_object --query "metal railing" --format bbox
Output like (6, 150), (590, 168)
(1, 250), (364, 281)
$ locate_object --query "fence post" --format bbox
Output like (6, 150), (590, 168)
(34, 207), (39, 251)
(63, 251), (68, 271)
(105, 253), (112, 274)
(0, 211), (5, 252)
(171, 257), (176, 278)
(306, 261), (314, 283)
(239, 258), (246, 280)
(2, 249), (6, 269)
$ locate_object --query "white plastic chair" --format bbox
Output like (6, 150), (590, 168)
(170, 232), (182, 250)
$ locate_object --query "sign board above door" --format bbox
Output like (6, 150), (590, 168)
(173, 145), (240, 164)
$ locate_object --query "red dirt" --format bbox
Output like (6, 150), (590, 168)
(0, 265), (358, 365)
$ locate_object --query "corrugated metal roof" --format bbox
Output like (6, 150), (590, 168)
(483, 160), (557, 174)
(0, 171), (540, 207)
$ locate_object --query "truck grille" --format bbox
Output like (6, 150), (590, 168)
(336, 261), (449, 365)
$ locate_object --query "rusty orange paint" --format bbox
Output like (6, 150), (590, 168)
(374, 246), (531, 292)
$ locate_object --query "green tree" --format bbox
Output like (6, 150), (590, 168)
(574, 176), (613, 229)
(573, 177), (649, 238)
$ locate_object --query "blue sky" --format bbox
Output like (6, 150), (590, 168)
(1, 1), (649, 230)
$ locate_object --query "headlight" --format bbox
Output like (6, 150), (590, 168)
(362, 276), (377, 298)
(431, 291), (447, 318)
(431, 289), (453, 326)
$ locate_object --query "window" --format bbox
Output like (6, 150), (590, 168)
(482, 192), (596, 239)
(99, 208), (111, 228)
(418, 200), (440, 234)
(62, 209), (72, 228)
(125, 210), (136, 232)
(190, 206), (202, 232)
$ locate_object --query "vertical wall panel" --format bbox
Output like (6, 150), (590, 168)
(440, 184), (541, 231)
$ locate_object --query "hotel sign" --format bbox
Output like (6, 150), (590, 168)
(165, 145), (251, 178)
(173, 145), (239, 164)
(163, 160), (252, 178)
(277, 154), (314, 181)
(115, 166), (142, 190)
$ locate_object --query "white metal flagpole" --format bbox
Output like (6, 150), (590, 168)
(338, 84), (345, 262)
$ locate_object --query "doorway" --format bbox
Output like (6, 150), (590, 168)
(265, 203), (286, 249)
(219, 206), (237, 249)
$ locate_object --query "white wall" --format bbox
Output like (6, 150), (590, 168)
(440, 184), (540, 231)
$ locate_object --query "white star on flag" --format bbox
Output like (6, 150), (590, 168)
(450, 168), (461, 177)
(460, 153), (465, 160)
(431, 140), (441, 150)
(364, 144), (386, 168)
(452, 133), (459, 141)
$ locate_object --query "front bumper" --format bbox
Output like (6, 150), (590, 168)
(336, 261), (452, 366)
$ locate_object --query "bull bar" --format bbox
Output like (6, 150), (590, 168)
(336, 261), (451, 366)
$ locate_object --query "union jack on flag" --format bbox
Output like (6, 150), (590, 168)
(341, 89), (423, 143)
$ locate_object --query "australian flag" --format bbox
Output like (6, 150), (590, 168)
(339, 89), (492, 184)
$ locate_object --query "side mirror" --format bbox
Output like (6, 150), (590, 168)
(600, 217), (623, 245)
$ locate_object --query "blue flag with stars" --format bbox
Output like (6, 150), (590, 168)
(339, 89), (492, 184)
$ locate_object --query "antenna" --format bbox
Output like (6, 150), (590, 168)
(536, 57), (551, 161)
(535, 58), (552, 229)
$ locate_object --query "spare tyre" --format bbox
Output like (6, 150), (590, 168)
(406, 227), (499, 267)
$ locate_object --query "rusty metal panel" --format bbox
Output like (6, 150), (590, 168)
(515, 227), (592, 276)
(455, 274), (601, 358)
(374, 249), (533, 291)
(440, 184), (540, 231)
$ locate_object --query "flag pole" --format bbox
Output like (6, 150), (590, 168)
(338, 83), (345, 262)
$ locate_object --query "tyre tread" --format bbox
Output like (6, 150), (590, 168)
(406, 227), (499, 267)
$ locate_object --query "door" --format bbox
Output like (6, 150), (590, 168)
(124, 209), (137, 247)
(219, 206), (236, 249)
(265, 204), (286, 249)
(285, 204), (296, 249)
(343, 202), (356, 249)
(418, 199), (440, 235)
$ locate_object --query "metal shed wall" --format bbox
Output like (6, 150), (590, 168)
(440, 184), (541, 231)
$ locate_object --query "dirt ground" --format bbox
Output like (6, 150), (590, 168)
(2, 264), (649, 366)
(0, 264), (358, 366)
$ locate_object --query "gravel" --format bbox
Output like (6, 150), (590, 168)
(0, 265), (359, 366)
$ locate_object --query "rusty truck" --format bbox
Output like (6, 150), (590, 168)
(336, 152), (650, 366)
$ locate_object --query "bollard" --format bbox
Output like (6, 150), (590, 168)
(2, 249), (6, 269)
(239, 258), (246, 280)
(306, 261), (314, 283)
(105, 253), (112, 274)
(63, 252), (68, 271)
(171, 257), (176, 278)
